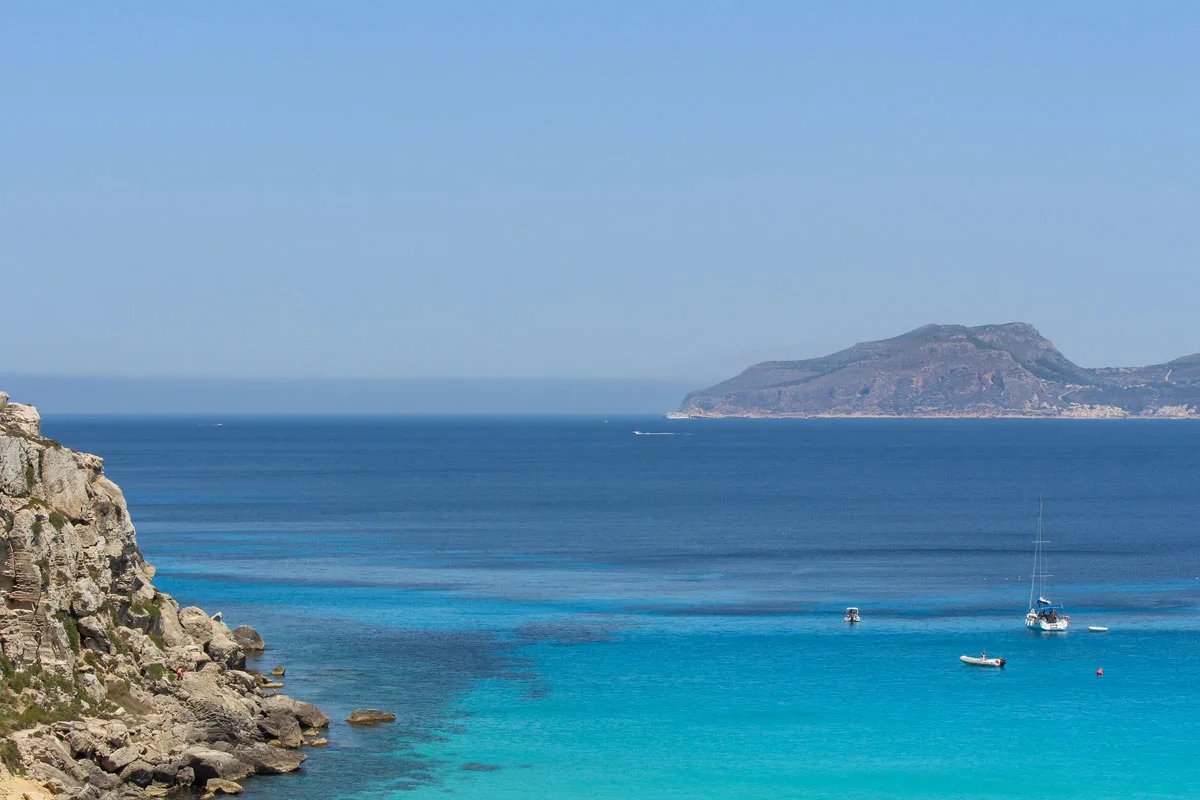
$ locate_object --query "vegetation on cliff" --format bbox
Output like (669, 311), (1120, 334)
(0, 394), (329, 799)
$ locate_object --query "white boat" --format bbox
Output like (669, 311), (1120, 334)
(844, 607), (860, 623)
(1088, 626), (1109, 632)
(960, 653), (1006, 668)
(1024, 500), (1069, 632)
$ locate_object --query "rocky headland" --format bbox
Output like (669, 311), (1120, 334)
(0, 393), (329, 799)
(675, 323), (1200, 419)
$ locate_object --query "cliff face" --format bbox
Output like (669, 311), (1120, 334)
(676, 324), (1200, 419)
(0, 394), (328, 799)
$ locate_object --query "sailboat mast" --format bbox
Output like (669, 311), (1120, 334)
(1028, 498), (1043, 610)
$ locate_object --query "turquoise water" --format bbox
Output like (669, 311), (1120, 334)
(46, 418), (1200, 798)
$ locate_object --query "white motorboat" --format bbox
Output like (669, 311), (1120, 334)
(1087, 626), (1109, 632)
(960, 653), (1006, 668)
(844, 607), (860, 623)
(1024, 500), (1069, 632)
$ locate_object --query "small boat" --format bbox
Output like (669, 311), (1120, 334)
(960, 653), (1006, 668)
(1024, 500), (1069, 632)
(1087, 626), (1109, 632)
(844, 607), (860, 623)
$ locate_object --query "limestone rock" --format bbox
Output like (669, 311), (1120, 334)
(233, 743), (306, 774)
(186, 748), (253, 783)
(79, 672), (108, 704)
(261, 695), (330, 728)
(203, 777), (245, 796)
(179, 607), (215, 646)
(118, 759), (156, 787)
(260, 711), (302, 748)
(71, 578), (105, 616)
(76, 615), (112, 652)
(206, 622), (245, 670)
(346, 709), (396, 726)
(0, 396), (329, 798)
(224, 670), (259, 692)
(150, 762), (182, 785)
(294, 701), (330, 729)
(230, 625), (265, 651)
(101, 745), (141, 773)
(155, 594), (190, 648)
(0, 401), (41, 437)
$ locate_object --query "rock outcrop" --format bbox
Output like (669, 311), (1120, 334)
(0, 397), (329, 799)
(345, 709), (395, 726)
(676, 323), (1200, 419)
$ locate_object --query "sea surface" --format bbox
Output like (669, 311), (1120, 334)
(43, 417), (1200, 799)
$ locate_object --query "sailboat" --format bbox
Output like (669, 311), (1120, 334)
(1024, 500), (1069, 632)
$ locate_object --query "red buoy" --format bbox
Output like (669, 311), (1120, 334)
(1096, 668), (1103, 676)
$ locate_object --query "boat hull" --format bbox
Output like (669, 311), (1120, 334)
(960, 655), (1005, 667)
(1025, 611), (1069, 632)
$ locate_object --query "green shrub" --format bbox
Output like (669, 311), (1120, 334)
(130, 598), (162, 621)
(0, 738), (20, 774)
(31, 519), (43, 537)
(103, 601), (119, 629)
(145, 663), (170, 682)
(4, 668), (32, 694)
(23, 464), (34, 492)
(55, 612), (81, 655)
(48, 510), (65, 531)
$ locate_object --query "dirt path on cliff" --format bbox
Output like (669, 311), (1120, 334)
(0, 765), (47, 800)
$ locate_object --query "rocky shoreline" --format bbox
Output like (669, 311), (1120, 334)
(1, 393), (329, 799)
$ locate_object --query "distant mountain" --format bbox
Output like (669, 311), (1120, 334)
(675, 323), (1200, 419)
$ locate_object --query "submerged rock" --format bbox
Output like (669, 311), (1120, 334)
(203, 777), (245, 797)
(346, 709), (397, 726)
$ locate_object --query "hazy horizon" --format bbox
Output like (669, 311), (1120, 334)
(0, 375), (706, 415)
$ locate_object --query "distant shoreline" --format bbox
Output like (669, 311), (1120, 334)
(665, 412), (1200, 421)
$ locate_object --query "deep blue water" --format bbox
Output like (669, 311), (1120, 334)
(43, 417), (1200, 799)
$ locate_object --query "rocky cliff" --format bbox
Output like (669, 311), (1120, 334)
(676, 323), (1200, 418)
(0, 393), (329, 799)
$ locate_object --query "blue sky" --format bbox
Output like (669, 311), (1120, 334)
(4, 3), (1198, 380)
